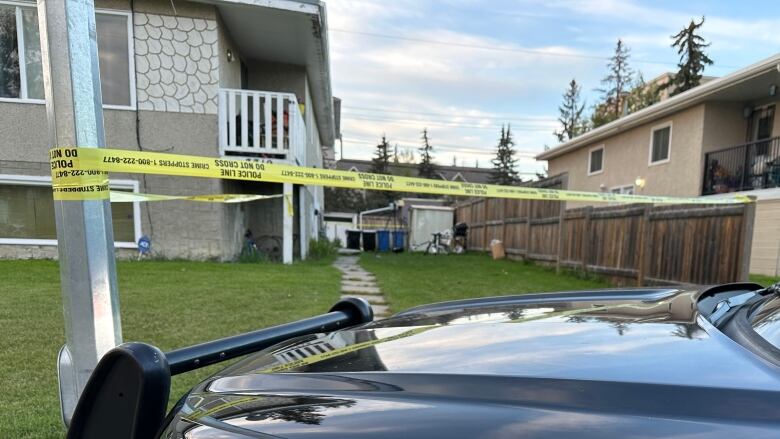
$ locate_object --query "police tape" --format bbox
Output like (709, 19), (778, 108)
(109, 191), (283, 203)
(50, 147), (751, 205)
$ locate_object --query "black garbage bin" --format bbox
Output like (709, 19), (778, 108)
(362, 231), (377, 251)
(346, 230), (361, 250)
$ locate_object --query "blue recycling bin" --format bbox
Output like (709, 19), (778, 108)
(392, 230), (406, 250)
(376, 230), (391, 252)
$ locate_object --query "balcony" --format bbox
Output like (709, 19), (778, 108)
(218, 88), (306, 165)
(702, 136), (780, 195)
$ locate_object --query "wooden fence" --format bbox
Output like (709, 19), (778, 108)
(456, 177), (756, 286)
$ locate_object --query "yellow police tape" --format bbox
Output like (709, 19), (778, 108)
(51, 147), (751, 204)
(109, 191), (283, 203)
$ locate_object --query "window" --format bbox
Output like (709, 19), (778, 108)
(588, 145), (604, 175)
(0, 175), (140, 247)
(649, 122), (672, 165)
(610, 185), (634, 195)
(0, 3), (133, 107)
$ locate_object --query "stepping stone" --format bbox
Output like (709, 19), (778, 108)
(341, 280), (377, 288)
(372, 305), (390, 316)
(345, 276), (376, 283)
(341, 285), (382, 294)
(340, 294), (386, 305)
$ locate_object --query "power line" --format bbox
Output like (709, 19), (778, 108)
(329, 28), (740, 70)
(342, 105), (558, 122)
(344, 114), (553, 131)
(341, 136), (541, 157)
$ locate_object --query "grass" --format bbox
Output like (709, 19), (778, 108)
(751, 273), (780, 286)
(360, 252), (611, 312)
(0, 258), (341, 439)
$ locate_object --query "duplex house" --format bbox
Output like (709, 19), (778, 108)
(537, 53), (780, 276)
(0, 0), (338, 263)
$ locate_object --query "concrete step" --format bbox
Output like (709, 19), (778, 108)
(372, 305), (390, 316)
(340, 294), (386, 305)
(341, 285), (382, 294)
(344, 275), (376, 282)
(341, 280), (377, 288)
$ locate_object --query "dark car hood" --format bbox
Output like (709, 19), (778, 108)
(163, 288), (780, 438)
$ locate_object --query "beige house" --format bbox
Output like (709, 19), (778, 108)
(537, 53), (780, 277)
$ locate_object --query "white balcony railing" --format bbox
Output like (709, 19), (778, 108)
(218, 88), (306, 164)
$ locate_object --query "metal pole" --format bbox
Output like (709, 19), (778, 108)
(38, 0), (122, 425)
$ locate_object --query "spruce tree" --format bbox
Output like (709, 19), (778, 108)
(626, 72), (661, 114)
(668, 17), (713, 96)
(417, 128), (437, 179)
(490, 125), (519, 185)
(593, 39), (633, 127)
(370, 134), (391, 175)
(554, 79), (587, 142)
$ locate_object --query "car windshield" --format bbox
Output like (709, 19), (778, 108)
(750, 295), (780, 350)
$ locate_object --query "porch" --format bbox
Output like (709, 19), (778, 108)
(702, 136), (780, 195)
(218, 88), (306, 164)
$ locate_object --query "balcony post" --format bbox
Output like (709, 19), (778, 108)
(283, 182), (294, 264)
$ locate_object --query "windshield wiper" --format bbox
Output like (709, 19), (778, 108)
(710, 282), (780, 328)
(710, 292), (760, 328)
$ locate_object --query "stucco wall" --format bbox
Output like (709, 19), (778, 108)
(548, 104), (706, 200)
(246, 60), (307, 103)
(751, 195), (780, 277)
(701, 102), (748, 154)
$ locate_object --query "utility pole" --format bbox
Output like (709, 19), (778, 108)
(38, 0), (122, 425)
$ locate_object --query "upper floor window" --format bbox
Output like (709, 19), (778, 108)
(588, 145), (604, 175)
(649, 122), (672, 165)
(0, 3), (133, 107)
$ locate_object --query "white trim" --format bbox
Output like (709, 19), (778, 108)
(0, 174), (141, 248)
(610, 184), (635, 195)
(14, 5), (27, 99)
(348, 166), (359, 172)
(587, 144), (605, 176)
(0, 96), (44, 105)
(451, 172), (466, 182)
(0, 2), (136, 109)
(648, 121), (672, 166)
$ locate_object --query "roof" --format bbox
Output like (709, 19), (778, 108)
(198, 0), (335, 146)
(336, 159), (494, 184)
(537, 53), (780, 161)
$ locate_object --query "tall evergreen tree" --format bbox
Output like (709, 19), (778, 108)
(417, 128), (437, 179)
(667, 17), (713, 96)
(593, 39), (633, 127)
(490, 125), (519, 185)
(554, 79), (588, 142)
(370, 134), (391, 175)
(626, 72), (661, 114)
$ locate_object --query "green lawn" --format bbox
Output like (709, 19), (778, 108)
(360, 252), (611, 312)
(751, 273), (780, 286)
(0, 259), (341, 439)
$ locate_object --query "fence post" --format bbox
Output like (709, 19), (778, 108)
(581, 206), (592, 272)
(502, 198), (509, 246)
(481, 199), (488, 252)
(636, 205), (652, 286)
(525, 200), (535, 260)
(738, 197), (757, 282)
(556, 205), (566, 273)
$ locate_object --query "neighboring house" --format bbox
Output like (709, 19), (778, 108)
(0, 0), (338, 263)
(335, 158), (495, 183)
(537, 53), (780, 276)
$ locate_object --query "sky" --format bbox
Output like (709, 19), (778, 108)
(325, 0), (780, 178)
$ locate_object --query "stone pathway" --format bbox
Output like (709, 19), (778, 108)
(333, 255), (389, 319)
